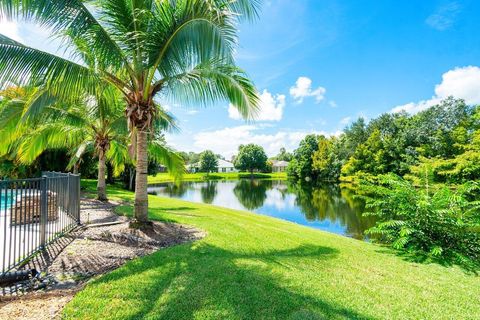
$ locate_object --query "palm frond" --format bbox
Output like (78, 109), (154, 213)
(0, 0), (129, 74)
(148, 140), (185, 181)
(163, 61), (260, 120)
(0, 36), (101, 98)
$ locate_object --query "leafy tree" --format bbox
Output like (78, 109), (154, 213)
(275, 147), (293, 161)
(234, 144), (268, 175)
(312, 136), (343, 181)
(287, 134), (319, 182)
(0, 0), (260, 225)
(199, 150), (218, 174)
(343, 117), (368, 156)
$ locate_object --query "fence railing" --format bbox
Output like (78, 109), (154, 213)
(0, 172), (80, 276)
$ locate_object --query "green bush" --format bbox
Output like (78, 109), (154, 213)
(360, 174), (480, 270)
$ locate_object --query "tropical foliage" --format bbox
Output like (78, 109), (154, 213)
(360, 174), (480, 270)
(0, 0), (260, 224)
(0, 85), (184, 200)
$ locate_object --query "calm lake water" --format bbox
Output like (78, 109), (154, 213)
(148, 179), (376, 240)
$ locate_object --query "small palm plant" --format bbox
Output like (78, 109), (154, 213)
(0, 85), (184, 201)
(0, 0), (261, 226)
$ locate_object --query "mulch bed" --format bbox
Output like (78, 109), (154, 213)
(0, 198), (205, 319)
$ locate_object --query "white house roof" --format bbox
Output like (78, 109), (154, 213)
(218, 159), (235, 168)
(272, 160), (289, 167)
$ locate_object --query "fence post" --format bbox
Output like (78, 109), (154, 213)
(40, 176), (47, 249)
(76, 175), (81, 225)
(67, 173), (71, 216)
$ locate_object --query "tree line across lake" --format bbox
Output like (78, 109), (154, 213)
(288, 97), (480, 185)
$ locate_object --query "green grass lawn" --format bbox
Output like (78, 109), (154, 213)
(148, 171), (287, 184)
(64, 181), (480, 319)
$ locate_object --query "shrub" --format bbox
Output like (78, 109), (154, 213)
(360, 174), (480, 270)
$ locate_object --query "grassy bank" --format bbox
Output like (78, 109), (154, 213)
(64, 181), (480, 319)
(148, 171), (287, 184)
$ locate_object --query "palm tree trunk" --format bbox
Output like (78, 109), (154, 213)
(73, 162), (80, 175)
(134, 130), (149, 223)
(97, 154), (107, 201)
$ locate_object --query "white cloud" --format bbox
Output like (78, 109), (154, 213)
(340, 117), (351, 125)
(0, 20), (22, 42)
(185, 110), (199, 115)
(329, 100), (337, 108)
(228, 89), (285, 121)
(426, 2), (461, 31)
(392, 66), (480, 114)
(289, 77), (326, 104)
(192, 125), (332, 158)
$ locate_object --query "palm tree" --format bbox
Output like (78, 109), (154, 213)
(0, 85), (184, 201)
(0, 0), (260, 225)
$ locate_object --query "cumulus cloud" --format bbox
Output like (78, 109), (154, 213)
(392, 66), (480, 113)
(426, 2), (461, 31)
(0, 20), (22, 42)
(289, 77), (326, 104)
(193, 125), (332, 158)
(228, 89), (285, 121)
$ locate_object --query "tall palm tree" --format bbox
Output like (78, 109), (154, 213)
(0, 0), (261, 225)
(0, 85), (184, 200)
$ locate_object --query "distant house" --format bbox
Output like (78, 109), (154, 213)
(271, 160), (289, 173)
(187, 163), (200, 173)
(217, 159), (237, 173)
(187, 160), (237, 173)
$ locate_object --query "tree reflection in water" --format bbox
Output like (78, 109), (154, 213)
(288, 183), (376, 239)
(233, 179), (272, 210)
(200, 181), (218, 204)
(149, 179), (376, 240)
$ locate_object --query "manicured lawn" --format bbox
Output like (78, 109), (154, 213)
(64, 181), (480, 319)
(148, 171), (287, 184)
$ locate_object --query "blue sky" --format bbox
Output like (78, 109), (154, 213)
(3, 0), (480, 158)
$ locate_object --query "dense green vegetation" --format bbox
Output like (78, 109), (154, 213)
(0, 86), (184, 200)
(63, 181), (480, 319)
(288, 98), (478, 184)
(287, 98), (480, 269)
(361, 174), (480, 270)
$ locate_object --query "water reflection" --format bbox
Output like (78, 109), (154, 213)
(200, 181), (217, 204)
(148, 180), (375, 240)
(233, 179), (271, 210)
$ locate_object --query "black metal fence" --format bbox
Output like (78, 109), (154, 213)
(0, 172), (80, 276)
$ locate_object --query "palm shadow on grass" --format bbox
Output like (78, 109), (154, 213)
(372, 246), (479, 274)
(74, 242), (373, 320)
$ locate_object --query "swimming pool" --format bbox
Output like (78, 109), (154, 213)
(0, 194), (13, 212)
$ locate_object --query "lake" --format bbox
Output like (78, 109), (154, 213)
(148, 179), (376, 240)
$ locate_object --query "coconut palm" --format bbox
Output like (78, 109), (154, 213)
(0, 85), (184, 200)
(0, 0), (261, 225)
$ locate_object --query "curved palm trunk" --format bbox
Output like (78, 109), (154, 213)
(97, 154), (107, 201)
(73, 162), (80, 175)
(134, 130), (149, 222)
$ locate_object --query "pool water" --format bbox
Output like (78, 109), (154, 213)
(0, 194), (13, 212)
